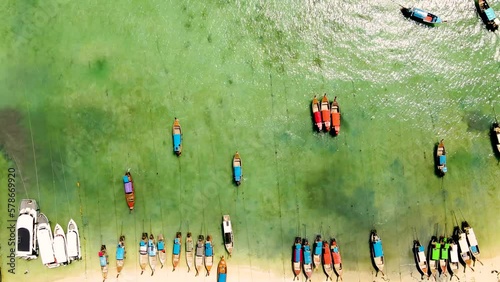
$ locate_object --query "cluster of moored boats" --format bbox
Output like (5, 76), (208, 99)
(98, 215), (233, 281)
(14, 199), (81, 268)
(311, 94), (341, 135)
(400, 0), (499, 31)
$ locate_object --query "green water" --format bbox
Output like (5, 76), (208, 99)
(1, 0), (499, 281)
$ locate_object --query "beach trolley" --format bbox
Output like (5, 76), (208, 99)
(233, 152), (242, 186)
(217, 256), (227, 282)
(66, 219), (82, 261)
(123, 171), (135, 211)
(172, 118), (182, 156)
(15, 199), (39, 259)
(370, 230), (385, 275)
(37, 213), (59, 268)
(222, 215), (234, 256)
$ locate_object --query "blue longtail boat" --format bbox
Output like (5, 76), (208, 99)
(475, 0), (500, 31)
(292, 237), (302, 280)
(172, 118), (182, 156)
(401, 7), (443, 27)
(233, 152), (242, 186)
(312, 235), (322, 270)
(370, 230), (385, 275)
(217, 256), (227, 282)
(303, 239), (313, 281)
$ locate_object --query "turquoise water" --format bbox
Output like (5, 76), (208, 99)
(0, 0), (499, 281)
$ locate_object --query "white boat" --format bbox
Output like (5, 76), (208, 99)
(222, 215), (234, 256)
(36, 213), (59, 268)
(148, 235), (157, 275)
(462, 221), (481, 261)
(195, 235), (205, 276)
(185, 232), (194, 272)
(53, 224), (69, 265)
(449, 238), (460, 277)
(66, 219), (81, 261)
(455, 227), (473, 270)
(15, 199), (38, 259)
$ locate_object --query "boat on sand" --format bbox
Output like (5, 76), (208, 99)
(462, 221), (481, 264)
(123, 171), (135, 211)
(53, 223), (69, 265)
(116, 236), (125, 277)
(454, 226), (474, 270)
(370, 230), (384, 276)
(322, 240), (334, 281)
(222, 215), (234, 256)
(205, 235), (214, 276)
(331, 97), (341, 135)
(148, 234), (157, 276)
(186, 232), (194, 272)
(439, 237), (449, 277)
(139, 233), (148, 275)
(412, 240), (428, 279)
(66, 219), (81, 262)
(99, 245), (109, 282)
(172, 232), (182, 271)
(303, 238), (313, 281)
(195, 235), (205, 276)
(449, 237), (460, 278)
(429, 236), (439, 279)
(217, 256), (227, 282)
(321, 94), (331, 131)
(312, 96), (323, 131)
(331, 238), (343, 280)
(292, 237), (302, 280)
(157, 234), (166, 268)
(173, 118), (182, 156)
(312, 235), (322, 270)
(37, 213), (58, 268)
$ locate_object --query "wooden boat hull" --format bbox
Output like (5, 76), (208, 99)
(139, 254), (148, 272)
(475, 0), (500, 31)
(149, 255), (157, 273)
(123, 172), (135, 210)
(205, 237), (214, 275)
(195, 236), (205, 276)
(217, 257), (227, 282)
(321, 95), (331, 131)
(186, 235), (194, 272)
(116, 259), (124, 274)
(303, 263), (313, 279)
(302, 240), (313, 280)
(292, 238), (302, 278)
(195, 256), (204, 276)
(401, 7), (443, 27)
(322, 241), (334, 279)
(205, 256), (214, 274)
(331, 99), (340, 135)
(172, 118), (182, 156)
(312, 96), (323, 131)
(413, 241), (428, 278)
(330, 239), (343, 279)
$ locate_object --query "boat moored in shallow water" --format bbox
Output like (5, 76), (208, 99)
(139, 233), (148, 275)
(312, 96), (323, 131)
(157, 234), (166, 268)
(67, 219), (81, 262)
(462, 221), (481, 263)
(313, 235), (322, 270)
(449, 237), (460, 277)
(321, 94), (331, 131)
(186, 232), (194, 272)
(330, 238), (343, 280)
(195, 235), (205, 276)
(322, 240), (334, 280)
(370, 230), (384, 275)
(205, 235), (214, 276)
(439, 237), (449, 277)
(302, 238), (313, 281)
(148, 234), (157, 275)
(233, 152), (242, 186)
(123, 171), (135, 211)
(475, 0), (500, 31)
(429, 236), (439, 279)
(412, 240), (428, 279)
(16, 199), (38, 259)
(292, 237), (302, 280)
(116, 236), (125, 277)
(401, 7), (443, 27)
(173, 118), (182, 156)
(331, 97), (341, 135)
(492, 123), (500, 153)
(37, 213), (59, 268)
(217, 256), (227, 282)
(172, 232), (182, 271)
(436, 139), (447, 176)
(53, 224), (69, 265)
(99, 245), (109, 281)
(454, 226), (474, 270)
(222, 215), (234, 256)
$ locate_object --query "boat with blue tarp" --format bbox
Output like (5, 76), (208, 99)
(370, 230), (384, 275)
(475, 0), (500, 31)
(313, 235), (322, 270)
(172, 118), (182, 156)
(331, 238), (343, 280)
(462, 221), (481, 263)
(233, 152), (242, 186)
(157, 234), (166, 269)
(123, 171), (135, 211)
(116, 235), (125, 277)
(205, 235), (214, 276)
(413, 240), (428, 279)
(217, 256), (227, 282)
(148, 234), (157, 276)
(172, 232), (182, 271)
(292, 237), (302, 280)
(303, 238), (313, 281)
(401, 7), (443, 27)
(436, 139), (447, 176)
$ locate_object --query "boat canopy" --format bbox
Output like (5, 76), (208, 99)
(173, 238), (181, 255)
(173, 134), (181, 150)
(219, 273), (227, 282)
(116, 245), (125, 260)
(450, 244), (459, 262)
(412, 8), (428, 19)
(467, 229), (478, 247)
(16, 214), (34, 253)
(53, 235), (68, 263)
(148, 240), (156, 256)
(314, 241), (323, 254)
(234, 167), (242, 181)
(485, 8), (496, 21)
(123, 176), (129, 183)
(373, 240), (383, 257)
(470, 245), (479, 254)
(99, 254), (107, 266)
(124, 182), (133, 194)
(157, 241), (165, 251)
(439, 155), (446, 165)
(458, 234), (469, 251)
(432, 244), (440, 260)
(205, 243), (213, 256)
(139, 241), (147, 254)
(418, 245), (424, 252)
(418, 251), (426, 262)
(67, 231), (79, 258)
(304, 246), (312, 264)
(332, 250), (342, 263)
(38, 227), (56, 265)
(294, 246), (301, 262)
(441, 244), (450, 259)
(224, 233), (232, 244)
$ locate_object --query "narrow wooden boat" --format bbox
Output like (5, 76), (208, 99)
(448, 237), (460, 278)
(205, 235), (214, 276)
(233, 152), (242, 186)
(401, 7), (443, 27)
(331, 97), (341, 135)
(462, 221), (481, 262)
(217, 256), (227, 282)
(436, 139), (447, 176)
(116, 235), (125, 278)
(322, 240), (334, 281)
(172, 232), (182, 271)
(157, 234), (166, 269)
(53, 223), (69, 265)
(148, 234), (157, 276)
(195, 235), (205, 276)
(186, 232), (194, 272)
(475, 0), (500, 31)
(172, 118), (182, 156)
(439, 236), (449, 277)
(321, 94), (331, 131)
(16, 199), (38, 259)
(222, 215), (234, 256)
(312, 235), (322, 270)
(429, 236), (439, 279)
(292, 237), (302, 280)
(66, 219), (81, 262)
(330, 238), (343, 280)
(99, 245), (109, 282)
(139, 233), (148, 275)
(370, 230), (384, 275)
(302, 238), (313, 281)
(312, 95), (323, 131)
(123, 171), (135, 211)
(37, 213), (59, 268)
(454, 226), (474, 270)
(413, 240), (428, 279)
(493, 123), (500, 153)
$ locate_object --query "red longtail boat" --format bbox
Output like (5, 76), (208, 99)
(331, 97), (341, 135)
(312, 96), (322, 131)
(321, 94), (331, 131)
(322, 240), (334, 280)
(122, 171), (135, 211)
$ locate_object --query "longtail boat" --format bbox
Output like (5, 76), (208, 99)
(475, 0), (500, 31)
(331, 238), (343, 280)
(429, 236), (439, 279)
(217, 256), (227, 282)
(195, 235), (205, 276)
(148, 234), (157, 276)
(173, 118), (182, 156)
(205, 235), (214, 276)
(312, 235), (322, 270)
(233, 152), (242, 186)
(370, 230), (384, 275)
(186, 232), (194, 272)
(222, 215), (234, 256)
(412, 240), (428, 279)
(331, 97), (341, 135)
(99, 245), (109, 282)
(312, 96), (323, 131)
(449, 237), (460, 277)
(439, 237), (449, 277)
(322, 240), (334, 281)
(66, 219), (81, 262)
(172, 232), (182, 271)
(462, 221), (481, 263)
(454, 226), (474, 270)
(53, 224), (69, 265)
(302, 238), (313, 281)
(139, 233), (148, 275)
(401, 7), (443, 27)
(436, 139), (447, 176)
(321, 94), (331, 131)
(493, 123), (500, 153)
(116, 236), (125, 278)
(292, 237), (302, 280)
(123, 171), (135, 211)
(157, 234), (166, 269)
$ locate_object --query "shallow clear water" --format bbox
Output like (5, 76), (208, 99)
(0, 0), (499, 281)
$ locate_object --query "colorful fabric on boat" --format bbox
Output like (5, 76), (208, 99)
(441, 244), (449, 259)
(412, 8), (428, 19)
(314, 111), (321, 122)
(373, 240), (383, 257)
(205, 243), (213, 256)
(124, 182), (133, 194)
(218, 273), (227, 282)
(470, 245), (478, 253)
(303, 246), (312, 264)
(419, 245), (424, 252)
(173, 239), (181, 255)
(173, 134), (181, 151)
(432, 245), (440, 260)
(234, 167), (242, 181)
(122, 176), (129, 183)
(332, 250), (342, 263)
(139, 241), (147, 254)
(148, 240), (156, 256)
(157, 241), (165, 251)
(116, 245), (125, 260)
(294, 245), (301, 262)
(439, 155), (446, 165)
(314, 241), (323, 255)
(485, 8), (496, 21)
(99, 255), (107, 267)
